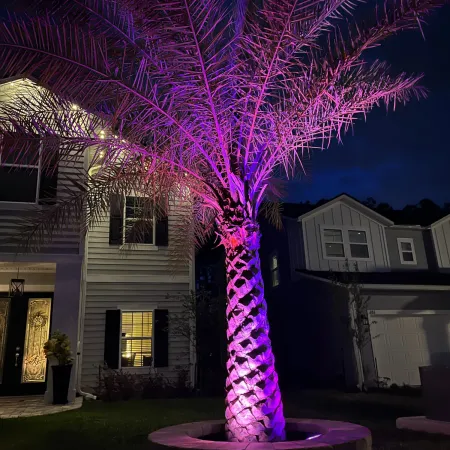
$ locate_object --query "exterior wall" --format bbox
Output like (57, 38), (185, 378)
(361, 289), (450, 386)
(45, 261), (82, 403)
(301, 201), (390, 272)
(0, 79), (83, 256)
(263, 273), (357, 390)
(80, 207), (192, 391)
(431, 216), (450, 271)
(385, 228), (429, 270)
(285, 218), (306, 276)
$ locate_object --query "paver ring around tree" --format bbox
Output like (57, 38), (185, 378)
(148, 418), (372, 449)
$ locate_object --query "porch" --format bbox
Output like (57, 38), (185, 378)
(0, 259), (83, 403)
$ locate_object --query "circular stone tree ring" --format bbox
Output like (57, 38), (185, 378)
(149, 418), (372, 449)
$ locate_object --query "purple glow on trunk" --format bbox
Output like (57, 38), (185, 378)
(220, 211), (285, 442)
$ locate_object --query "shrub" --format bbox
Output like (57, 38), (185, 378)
(95, 365), (192, 401)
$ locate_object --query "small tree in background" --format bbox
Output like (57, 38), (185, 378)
(170, 289), (227, 394)
(331, 260), (373, 390)
(0, 0), (445, 442)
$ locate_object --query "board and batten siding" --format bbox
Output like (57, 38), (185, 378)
(80, 208), (193, 391)
(301, 201), (390, 272)
(431, 216), (450, 270)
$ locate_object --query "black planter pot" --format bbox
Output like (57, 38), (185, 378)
(52, 364), (72, 405)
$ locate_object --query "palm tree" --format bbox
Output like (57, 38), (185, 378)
(0, 0), (445, 442)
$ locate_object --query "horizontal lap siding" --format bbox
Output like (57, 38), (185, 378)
(81, 281), (191, 390)
(0, 152), (83, 255)
(81, 205), (192, 391)
(86, 215), (189, 278)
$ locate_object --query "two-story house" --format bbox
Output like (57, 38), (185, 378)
(260, 194), (450, 390)
(0, 77), (194, 402)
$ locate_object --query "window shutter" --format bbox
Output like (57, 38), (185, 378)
(155, 207), (169, 246)
(153, 309), (169, 368)
(104, 309), (121, 369)
(109, 195), (124, 245)
(38, 146), (59, 205)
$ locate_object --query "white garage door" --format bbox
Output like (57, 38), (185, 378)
(369, 310), (450, 386)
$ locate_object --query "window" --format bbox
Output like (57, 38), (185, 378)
(124, 196), (155, 244)
(397, 238), (417, 265)
(121, 311), (153, 368)
(0, 138), (41, 203)
(348, 230), (369, 259)
(270, 254), (280, 287)
(323, 229), (345, 257)
(321, 227), (371, 260)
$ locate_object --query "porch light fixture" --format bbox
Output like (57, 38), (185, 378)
(9, 268), (25, 297)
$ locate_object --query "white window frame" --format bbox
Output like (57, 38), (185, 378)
(321, 227), (346, 260)
(397, 238), (417, 265)
(270, 253), (280, 287)
(320, 225), (373, 262)
(119, 309), (154, 370)
(122, 195), (156, 247)
(0, 140), (43, 204)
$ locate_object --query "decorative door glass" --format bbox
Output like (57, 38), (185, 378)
(0, 299), (10, 384)
(21, 298), (51, 383)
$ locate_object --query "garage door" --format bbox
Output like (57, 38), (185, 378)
(369, 310), (450, 386)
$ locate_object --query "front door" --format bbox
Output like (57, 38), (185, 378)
(0, 294), (52, 395)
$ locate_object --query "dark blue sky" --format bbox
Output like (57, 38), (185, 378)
(288, 5), (450, 208)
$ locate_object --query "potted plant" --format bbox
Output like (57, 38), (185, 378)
(44, 331), (73, 404)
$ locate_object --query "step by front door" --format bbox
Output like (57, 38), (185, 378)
(0, 294), (52, 395)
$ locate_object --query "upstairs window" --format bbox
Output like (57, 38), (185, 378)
(397, 238), (417, 265)
(109, 195), (169, 247)
(270, 253), (280, 287)
(124, 196), (155, 244)
(322, 227), (371, 260)
(348, 230), (369, 259)
(323, 229), (345, 257)
(121, 311), (153, 368)
(0, 138), (40, 203)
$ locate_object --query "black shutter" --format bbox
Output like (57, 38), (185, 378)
(154, 309), (169, 368)
(104, 309), (121, 369)
(155, 202), (169, 246)
(38, 148), (59, 205)
(109, 195), (124, 245)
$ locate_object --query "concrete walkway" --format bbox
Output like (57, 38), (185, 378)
(0, 395), (82, 419)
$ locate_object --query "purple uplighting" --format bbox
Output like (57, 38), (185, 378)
(0, 0), (443, 444)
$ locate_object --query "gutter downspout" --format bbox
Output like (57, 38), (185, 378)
(75, 154), (97, 400)
(75, 252), (96, 400)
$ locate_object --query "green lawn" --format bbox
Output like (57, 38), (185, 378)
(1, 391), (450, 449)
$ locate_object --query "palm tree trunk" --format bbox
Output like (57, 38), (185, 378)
(218, 208), (285, 442)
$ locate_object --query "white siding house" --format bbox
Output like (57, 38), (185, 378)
(80, 203), (194, 391)
(430, 214), (450, 271)
(0, 77), (194, 401)
(262, 194), (450, 391)
(0, 78), (84, 402)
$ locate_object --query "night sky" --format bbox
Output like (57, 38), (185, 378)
(288, 5), (450, 208)
(2, 1), (449, 208)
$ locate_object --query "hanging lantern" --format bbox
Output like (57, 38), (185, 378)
(9, 268), (25, 297)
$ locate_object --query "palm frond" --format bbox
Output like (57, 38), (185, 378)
(0, 0), (445, 258)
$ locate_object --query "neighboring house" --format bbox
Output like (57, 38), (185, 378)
(0, 77), (194, 402)
(260, 194), (450, 390)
